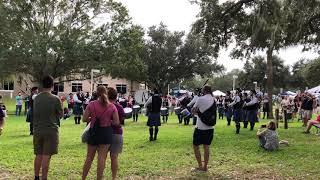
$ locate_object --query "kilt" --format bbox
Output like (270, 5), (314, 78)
(247, 110), (258, 123)
(147, 113), (161, 127)
(73, 103), (83, 116)
(225, 108), (233, 119)
(233, 109), (242, 122)
(218, 107), (224, 114)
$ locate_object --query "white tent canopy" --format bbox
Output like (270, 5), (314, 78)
(286, 91), (296, 96)
(307, 85), (320, 94)
(212, 90), (226, 97)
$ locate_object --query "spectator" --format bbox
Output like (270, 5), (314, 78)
(67, 93), (74, 112)
(33, 75), (63, 180)
(303, 115), (320, 134)
(257, 121), (289, 151)
(301, 93), (315, 127)
(107, 87), (125, 180)
(0, 94), (5, 135)
(191, 86), (215, 172)
(82, 86), (120, 180)
(15, 92), (23, 116)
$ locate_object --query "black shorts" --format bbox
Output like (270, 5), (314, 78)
(193, 128), (214, 146)
(88, 126), (113, 146)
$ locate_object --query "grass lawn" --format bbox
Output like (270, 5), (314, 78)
(1, 100), (320, 179)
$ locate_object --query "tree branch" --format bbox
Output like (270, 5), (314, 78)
(222, 0), (256, 17)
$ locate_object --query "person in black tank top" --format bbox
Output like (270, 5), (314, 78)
(144, 89), (162, 141)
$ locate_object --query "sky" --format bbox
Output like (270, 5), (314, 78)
(118, 0), (319, 72)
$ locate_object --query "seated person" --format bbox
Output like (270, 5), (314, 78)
(63, 107), (71, 120)
(303, 115), (320, 134)
(257, 121), (289, 151)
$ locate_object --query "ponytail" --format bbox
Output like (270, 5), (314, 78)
(97, 86), (109, 106)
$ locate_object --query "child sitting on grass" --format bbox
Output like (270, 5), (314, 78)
(303, 114), (320, 134)
(257, 121), (289, 151)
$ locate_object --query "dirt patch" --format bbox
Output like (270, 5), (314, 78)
(0, 168), (31, 180)
(121, 167), (291, 180)
(0, 169), (11, 180)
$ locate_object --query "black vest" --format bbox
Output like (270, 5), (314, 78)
(151, 95), (162, 113)
(233, 96), (243, 110)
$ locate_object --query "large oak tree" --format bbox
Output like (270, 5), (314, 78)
(193, 0), (320, 118)
(0, 0), (135, 83)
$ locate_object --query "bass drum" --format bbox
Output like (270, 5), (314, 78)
(123, 107), (133, 119)
(133, 105), (140, 114)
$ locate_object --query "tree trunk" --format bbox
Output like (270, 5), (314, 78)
(266, 48), (274, 119)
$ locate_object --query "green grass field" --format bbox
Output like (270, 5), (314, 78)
(1, 99), (320, 179)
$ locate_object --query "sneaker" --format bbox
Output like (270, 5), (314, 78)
(149, 137), (154, 141)
(191, 167), (206, 172)
(303, 131), (310, 134)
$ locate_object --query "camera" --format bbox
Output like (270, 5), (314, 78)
(261, 125), (267, 128)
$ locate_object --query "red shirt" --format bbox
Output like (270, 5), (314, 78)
(86, 100), (117, 127)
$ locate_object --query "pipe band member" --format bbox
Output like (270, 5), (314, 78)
(217, 96), (224, 120)
(242, 93), (250, 129)
(187, 88), (201, 125)
(145, 89), (162, 141)
(132, 98), (139, 122)
(244, 90), (259, 130)
(229, 89), (243, 134)
(179, 94), (192, 125)
(26, 87), (39, 135)
(224, 91), (233, 126)
(73, 90), (83, 124)
(161, 96), (169, 123)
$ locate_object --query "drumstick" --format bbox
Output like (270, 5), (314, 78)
(202, 79), (209, 87)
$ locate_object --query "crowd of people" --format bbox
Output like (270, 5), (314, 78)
(1, 75), (320, 179)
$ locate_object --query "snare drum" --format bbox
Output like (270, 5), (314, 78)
(124, 107), (133, 119)
(181, 108), (191, 118)
(160, 107), (168, 116)
(174, 107), (181, 115)
(133, 105), (140, 114)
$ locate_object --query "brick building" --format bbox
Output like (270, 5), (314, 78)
(0, 74), (142, 98)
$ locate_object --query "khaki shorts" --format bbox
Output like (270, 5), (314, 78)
(303, 110), (313, 120)
(110, 134), (123, 154)
(33, 132), (59, 155)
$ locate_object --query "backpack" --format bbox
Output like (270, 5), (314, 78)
(198, 101), (217, 126)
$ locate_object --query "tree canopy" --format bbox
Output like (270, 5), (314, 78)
(142, 23), (223, 93)
(0, 0), (134, 82)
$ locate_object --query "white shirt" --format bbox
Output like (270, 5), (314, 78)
(193, 94), (215, 130)
(187, 95), (199, 107)
(73, 94), (82, 103)
(245, 96), (258, 106)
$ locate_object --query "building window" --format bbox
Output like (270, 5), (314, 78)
(97, 84), (108, 89)
(54, 82), (64, 92)
(2, 81), (14, 90)
(72, 83), (83, 92)
(116, 84), (127, 94)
